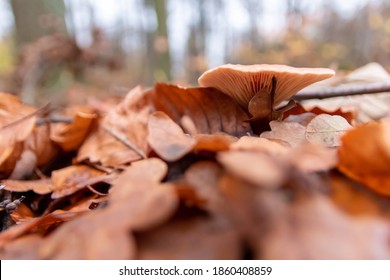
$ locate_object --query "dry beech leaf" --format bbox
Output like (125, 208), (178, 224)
(217, 150), (286, 188)
(147, 111), (197, 162)
(152, 83), (251, 137)
(284, 103), (354, 124)
(284, 112), (316, 126)
(0, 235), (44, 260)
(51, 165), (105, 199)
(305, 114), (352, 147)
(50, 106), (97, 151)
(193, 133), (236, 152)
(231, 136), (289, 155)
(77, 125), (141, 167)
(38, 158), (178, 259)
(103, 85), (154, 159)
(260, 120), (307, 147)
(38, 211), (137, 260)
(109, 158), (178, 231)
(330, 172), (387, 217)
(10, 203), (36, 223)
(286, 143), (338, 173)
(0, 95), (38, 178)
(183, 161), (226, 214)
(25, 123), (59, 167)
(0, 211), (84, 248)
(261, 195), (390, 259)
(338, 119), (390, 196)
(136, 216), (241, 260)
(77, 86), (153, 166)
(2, 178), (53, 194)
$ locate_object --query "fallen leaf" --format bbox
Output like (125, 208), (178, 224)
(260, 120), (307, 147)
(38, 211), (137, 260)
(50, 106), (97, 151)
(37, 158), (178, 259)
(0, 211), (85, 248)
(261, 195), (390, 259)
(0, 235), (44, 259)
(338, 119), (390, 196)
(2, 178), (53, 194)
(286, 143), (338, 173)
(77, 125), (141, 167)
(193, 133), (236, 152)
(25, 123), (59, 167)
(305, 114), (352, 147)
(51, 165), (105, 199)
(284, 102), (354, 124)
(217, 150), (287, 188)
(147, 111), (197, 161)
(183, 161), (226, 214)
(77, 86), (153, 166)
(136, 215), (241, 260)
(231, 136), (289, 155)
(330, 171), (388, 217)
(152, 83), (251, 136)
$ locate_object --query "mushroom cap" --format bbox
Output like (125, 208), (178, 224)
(198, 64), (335, 108)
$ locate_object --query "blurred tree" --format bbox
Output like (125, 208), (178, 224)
(10, 0), (67, 47)
(144, 0), (171, 84)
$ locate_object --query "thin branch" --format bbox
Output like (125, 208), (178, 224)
(102, 124), (147, 159)
(293, 82), (390, 101)
(0, 102), (50, 130)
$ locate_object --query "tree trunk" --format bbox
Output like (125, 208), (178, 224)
(10, 0), (67, 47)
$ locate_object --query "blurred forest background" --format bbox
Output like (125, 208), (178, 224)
(0, 0), (389, 104)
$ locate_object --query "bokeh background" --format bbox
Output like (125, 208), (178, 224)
(0, 0), (389, 104)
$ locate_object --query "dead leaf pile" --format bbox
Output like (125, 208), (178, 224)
(0, 73), (390, 260)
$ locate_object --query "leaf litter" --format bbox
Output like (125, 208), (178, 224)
(1, 64), (390, 260)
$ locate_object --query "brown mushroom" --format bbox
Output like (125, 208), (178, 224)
(198, 64), (335, 120)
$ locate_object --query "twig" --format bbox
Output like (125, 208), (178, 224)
(293, 82), (390, 101)
(102, 124), (147, 159)
(0, 102), (50, 130)
(35, 116), (74, 125)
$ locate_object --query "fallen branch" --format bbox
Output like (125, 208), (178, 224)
(293, 82), (390, 100)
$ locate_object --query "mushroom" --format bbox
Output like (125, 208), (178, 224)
(198, 64), (335, 120)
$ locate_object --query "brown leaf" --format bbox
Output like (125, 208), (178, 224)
(38, 211), (137, 259)
(38, 158), (178, 259)
(136, 216), (241, 260)
(231, 136), (289, 155)
(152, 83), (251, 136)
(0, 211), (84, 248)
(338, 119), (390, 196)
(305, 114), (352, 147)
(193, 133), (236, 152)
(2, 178), (54, 194)
(0, 95), (38, 178)
(51, 165), (105, 199)
(330, 172), (388, 217)
(25, 123), (59, 167)
(183, 161), (226, 214)
(217, 150), (287, 188)
(77, 125), (141, 167)
(283, 102), (355, 124)
(260, 120), (307, 147)
(77, 86), (153, 166)
(261, 196), (390, 259)
(286, 144), (338, 173)
(109, 158), (178, 231)
(147, 111), (197, 161)
(50, 106), (97, 151)
(0, 235), (44, 259)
